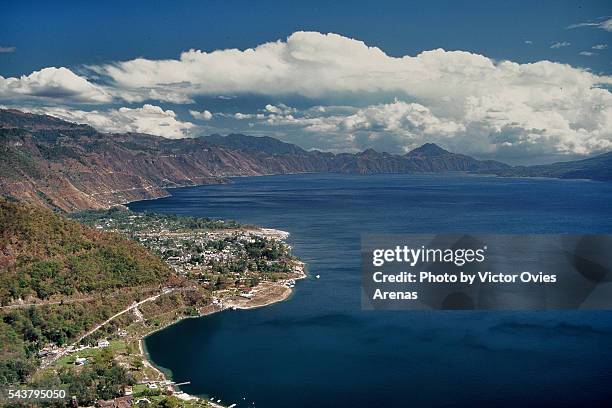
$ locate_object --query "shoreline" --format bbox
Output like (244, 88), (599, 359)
(137, 256), (307, 406)
(116, 172), (603, 215)
(69, 185), (309, 405)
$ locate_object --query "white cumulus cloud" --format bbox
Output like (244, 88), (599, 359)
(7, 31), (612, 159)
(234, 112), (254, 120)
(19, 104), (196, 138)
(189, 109), (213, 120)
(262, 100), (463, 136)
(0, 67), (111, 103)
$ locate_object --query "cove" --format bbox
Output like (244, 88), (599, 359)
(131, 173), (612, 408)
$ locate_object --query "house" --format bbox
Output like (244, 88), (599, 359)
(98, 339), (110, 348)
(74, 356), (87, 365)
(96, 396), (133, 408)
(38, 345), (58, 357)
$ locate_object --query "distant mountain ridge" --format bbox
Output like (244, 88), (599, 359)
(495, 152), (612, 181)
(0, 109), (610, 211)
(406, 142), (449, 157)
(203, 133), (308, 155)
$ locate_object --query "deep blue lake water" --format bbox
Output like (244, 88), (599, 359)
(130, 174), (612, 408)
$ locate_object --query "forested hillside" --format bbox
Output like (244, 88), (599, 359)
(0, 199), (174, 386)
(0, 199), (172, 304)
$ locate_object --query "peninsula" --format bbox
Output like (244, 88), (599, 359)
(0, 200), (304, 407)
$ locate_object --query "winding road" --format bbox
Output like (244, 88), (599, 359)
(42, 288), (175, 367)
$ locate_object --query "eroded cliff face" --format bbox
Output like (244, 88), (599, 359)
(0, 126), (251, 211)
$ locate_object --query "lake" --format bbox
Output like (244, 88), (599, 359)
(130, 173), (612, 407)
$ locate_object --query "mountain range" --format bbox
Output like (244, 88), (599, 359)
(1, 108), (610, 212)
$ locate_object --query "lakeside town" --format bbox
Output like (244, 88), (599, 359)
(16, 208), (306, 408)
(72, 208), (300, 283)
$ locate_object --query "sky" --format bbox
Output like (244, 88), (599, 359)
(1, 0), (611, 164)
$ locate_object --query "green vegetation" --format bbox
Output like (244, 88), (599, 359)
(26, 348), (133, 407)
(71, 207), (297, 278)
(0, 200), (173, 391)
(72, 207), (242, 233)
(0, 201), (299, 406)
(55, 340), (127, 367)
(0, 200), (172, 304)
(0, 296), (136, 386)
(2, 286), (214, 406)
(0, 128), (42, 180)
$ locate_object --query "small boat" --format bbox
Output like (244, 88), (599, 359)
(315, 274), (320, 279)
